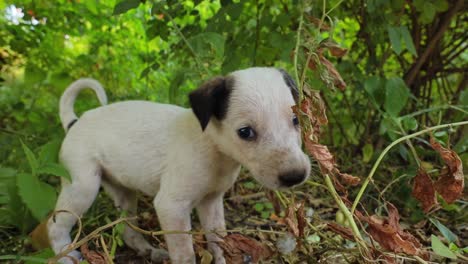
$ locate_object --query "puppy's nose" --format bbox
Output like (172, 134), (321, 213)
(279, 170), (306, 187)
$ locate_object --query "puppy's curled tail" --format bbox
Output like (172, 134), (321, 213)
(59, 78), (108, 132)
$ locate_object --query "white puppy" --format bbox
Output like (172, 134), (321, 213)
(47, 67), (311, 264)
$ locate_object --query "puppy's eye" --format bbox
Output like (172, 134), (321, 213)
(292, 115), (299, 126)
(237, 127), (256, 140)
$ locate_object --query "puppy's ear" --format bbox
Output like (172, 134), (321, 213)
(278, 68), (299, 103)
(189, 76), (232, 131)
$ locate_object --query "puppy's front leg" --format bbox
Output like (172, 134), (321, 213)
(154, 195), (195, 264)
(197, 193), (227, 264)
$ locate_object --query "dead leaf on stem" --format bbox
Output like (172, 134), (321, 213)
(306, 15), (331, 31)
(80, 243), (107, 264)
(357, 203), (429, 259)
(327, 222), (354, 241)
(430, 137), (464, 203)
(412, 168), (438, 212)
(218, 234), (272, 263)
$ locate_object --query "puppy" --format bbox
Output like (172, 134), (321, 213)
(47, 67), (311, 263)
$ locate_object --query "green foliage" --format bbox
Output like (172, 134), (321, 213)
(431, 235), (457, 260)
(0, 0), (466, 260)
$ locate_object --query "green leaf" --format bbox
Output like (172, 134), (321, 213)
(113, 0), (141, 15)
(401, 116), (418, 131)
(430, 218), (458, 244)
(188, 32), (225, 59)
(364, 76), (385, 108)
(243, 181), (255, 189)
(384, 77), (410, 117)
(421, 3), (436, 24)
(362, 143), (374, 163)
(16, 173), (57, 221)
(38, 139), (62, 166)
(254, 203), (264, 212)
(0, 167), (16, 179)
(24, 248), (54, 264)
(400, 26), (417, 56)
(306, 233), (321, 244)
(260, 211), (270, 219)
(431, 235), (457, 259)
(21, 141), (39, 176)
(387, 26), (402, 55)
(38, 163), (71, 181)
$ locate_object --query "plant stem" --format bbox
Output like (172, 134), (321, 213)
(323, 175), (366, 247)
(351, 120), (468, 213)
(293, 5), (304, 100)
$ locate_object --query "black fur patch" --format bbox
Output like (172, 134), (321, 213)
(67, 119), (78, 130)
(189, 76), (233, 131)
(278, 68), (299, 103)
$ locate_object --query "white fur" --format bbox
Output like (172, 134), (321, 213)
(47, 67), (310, 264)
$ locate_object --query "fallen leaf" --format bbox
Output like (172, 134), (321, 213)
(80, 243), (107, 264)
(430, 137), (464, 203)
(30, 219), (50, 250)
(265, 190), (282, 214)
(297, 202), (307, 238)
(412, 168), (438, 212)
(358, 203), (429, 259)
(284, 205), (300, 237)
(327, 222), (354, 241)
(218, 234), (272, 263)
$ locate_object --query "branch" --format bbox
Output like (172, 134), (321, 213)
(404, 0), (464, 86)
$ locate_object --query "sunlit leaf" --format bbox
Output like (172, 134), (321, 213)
(431, 235), (457, 259)
(430, 218), (458, 244)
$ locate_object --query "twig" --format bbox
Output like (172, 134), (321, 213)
(351, 120), (468, 213)
(293, 4), (304, 100)
(48, 217), (136, 263)
(162, 11), (209, 77)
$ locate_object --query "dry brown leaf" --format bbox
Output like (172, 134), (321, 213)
(265, 190), (282, 214)
(327, 222), (355, 241)
(430, 137), (464, 203)
(319, 55), (347, 91)
(308, 90), (328, 126)
(306, 15), (331, 31)
(297, 202), (307, 238)
(80, 243), (107, 264)
(336, 171), (361, 186)
(412, 168), (438, 212)
(328, 46), (348, 58)
(30, 219), (50, 250)
(321, 41), (348, 58)
(218, 234), (272, 263)
(284, 205), (300, 237)
(303, 136), (335, 174)
(358, 203), (429, 259)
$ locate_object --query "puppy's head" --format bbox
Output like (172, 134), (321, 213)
(189, 67), (310, 189)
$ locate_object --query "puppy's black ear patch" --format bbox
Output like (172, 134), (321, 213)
(189, 76), (233, 131)
(278, 68), (299, 103)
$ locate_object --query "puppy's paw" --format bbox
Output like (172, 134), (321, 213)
(57, 250), (82, 264)
(214, 256), (226, 264)
(150, 248), (170, 263)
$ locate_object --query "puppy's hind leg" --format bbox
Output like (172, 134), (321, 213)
(101, 181), (169, 263)
(47, 164), (101, 264)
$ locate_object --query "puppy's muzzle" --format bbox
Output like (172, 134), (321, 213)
(279, 170), (306, 187)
